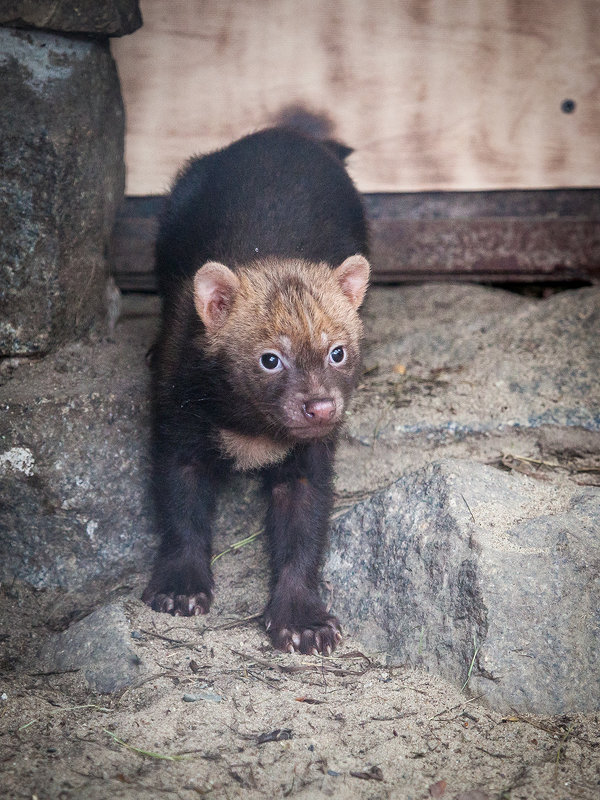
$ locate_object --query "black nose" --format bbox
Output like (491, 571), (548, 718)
(302, 398), (336, 422)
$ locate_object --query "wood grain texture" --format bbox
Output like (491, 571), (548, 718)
(111, 0), (600, 195)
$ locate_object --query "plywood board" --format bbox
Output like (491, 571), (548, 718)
(112, 0), (600, 195)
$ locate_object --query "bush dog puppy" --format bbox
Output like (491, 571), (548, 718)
(142, 126), (370, 655)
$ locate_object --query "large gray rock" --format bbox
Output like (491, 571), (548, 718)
(359, 283), (600, 437)
(325, 459), (600, 714)
(0, 28), (125, 355)
(0, 305), (154, 588)
(0, 1), (142, 36)
(37, 603), (146, 692)
(336, 284), (600, 494)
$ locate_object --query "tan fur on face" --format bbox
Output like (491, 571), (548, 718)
(195, 257), (369, 468)
(203, 258), (366, 361)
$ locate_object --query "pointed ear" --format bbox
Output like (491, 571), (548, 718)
(193, 261), (240, 332)
(333, 254), (370, 309)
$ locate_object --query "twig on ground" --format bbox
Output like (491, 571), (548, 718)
(103, 729), (193, 761)
(27, 668), (81, 677)
(210, 612), (263, 630)
(430, 694), (485, 721)
(462, 494), (476, 522)
(18, 704), (111, 731)
(231, 649), (374, 677)
(555, 723), (574, 765)
(462, 634), (480, 690)
(211, 529), (263, 565)
(138, 628), (192, 646)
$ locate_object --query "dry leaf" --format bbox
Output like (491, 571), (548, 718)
(257, 728), (293, 744)
(350, 766), (384, 781)
(294, 696), (324, 704)
(428, 779), (447, 798)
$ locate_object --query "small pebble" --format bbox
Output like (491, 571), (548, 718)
(182, 690), (222, 703)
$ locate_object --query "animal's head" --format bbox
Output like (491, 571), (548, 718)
(193, 255), (370, 442)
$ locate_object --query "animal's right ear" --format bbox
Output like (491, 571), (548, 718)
(193, 262), (240, 333)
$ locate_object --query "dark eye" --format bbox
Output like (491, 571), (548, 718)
(260, 352), (281, 371)
(329, 346), (346, 365)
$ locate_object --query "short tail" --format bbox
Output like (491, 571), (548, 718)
(271, 104), (353, 161)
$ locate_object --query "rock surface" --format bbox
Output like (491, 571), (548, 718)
(0, 28), (125, 355)
(0, 299), (155, 588)
(325, 458), (600, 714)
(336, 283), (600, 495)
(0, 1), (142, 37)
(36, 602), (146, 692)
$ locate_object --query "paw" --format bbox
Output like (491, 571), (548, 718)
(142, 587), (211, 616)
(264, 612), (342, 655)
(142, 557), (213, 616)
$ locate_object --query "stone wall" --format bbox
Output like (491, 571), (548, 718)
(0, 1), (141, 37)
(0, 2), (140, 355)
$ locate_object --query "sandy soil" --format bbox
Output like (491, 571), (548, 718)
(1, 531), (598, 800)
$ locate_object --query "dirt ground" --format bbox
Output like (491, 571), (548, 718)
(1, 522), (599, 800)
(1, 284), (599, 798)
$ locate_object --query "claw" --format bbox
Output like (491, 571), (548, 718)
(265, 610), (342, 655)
(144, 587), (212, 617)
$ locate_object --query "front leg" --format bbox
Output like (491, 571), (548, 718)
(262, 440), (342, 655)
(142, 446), (217, 616)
